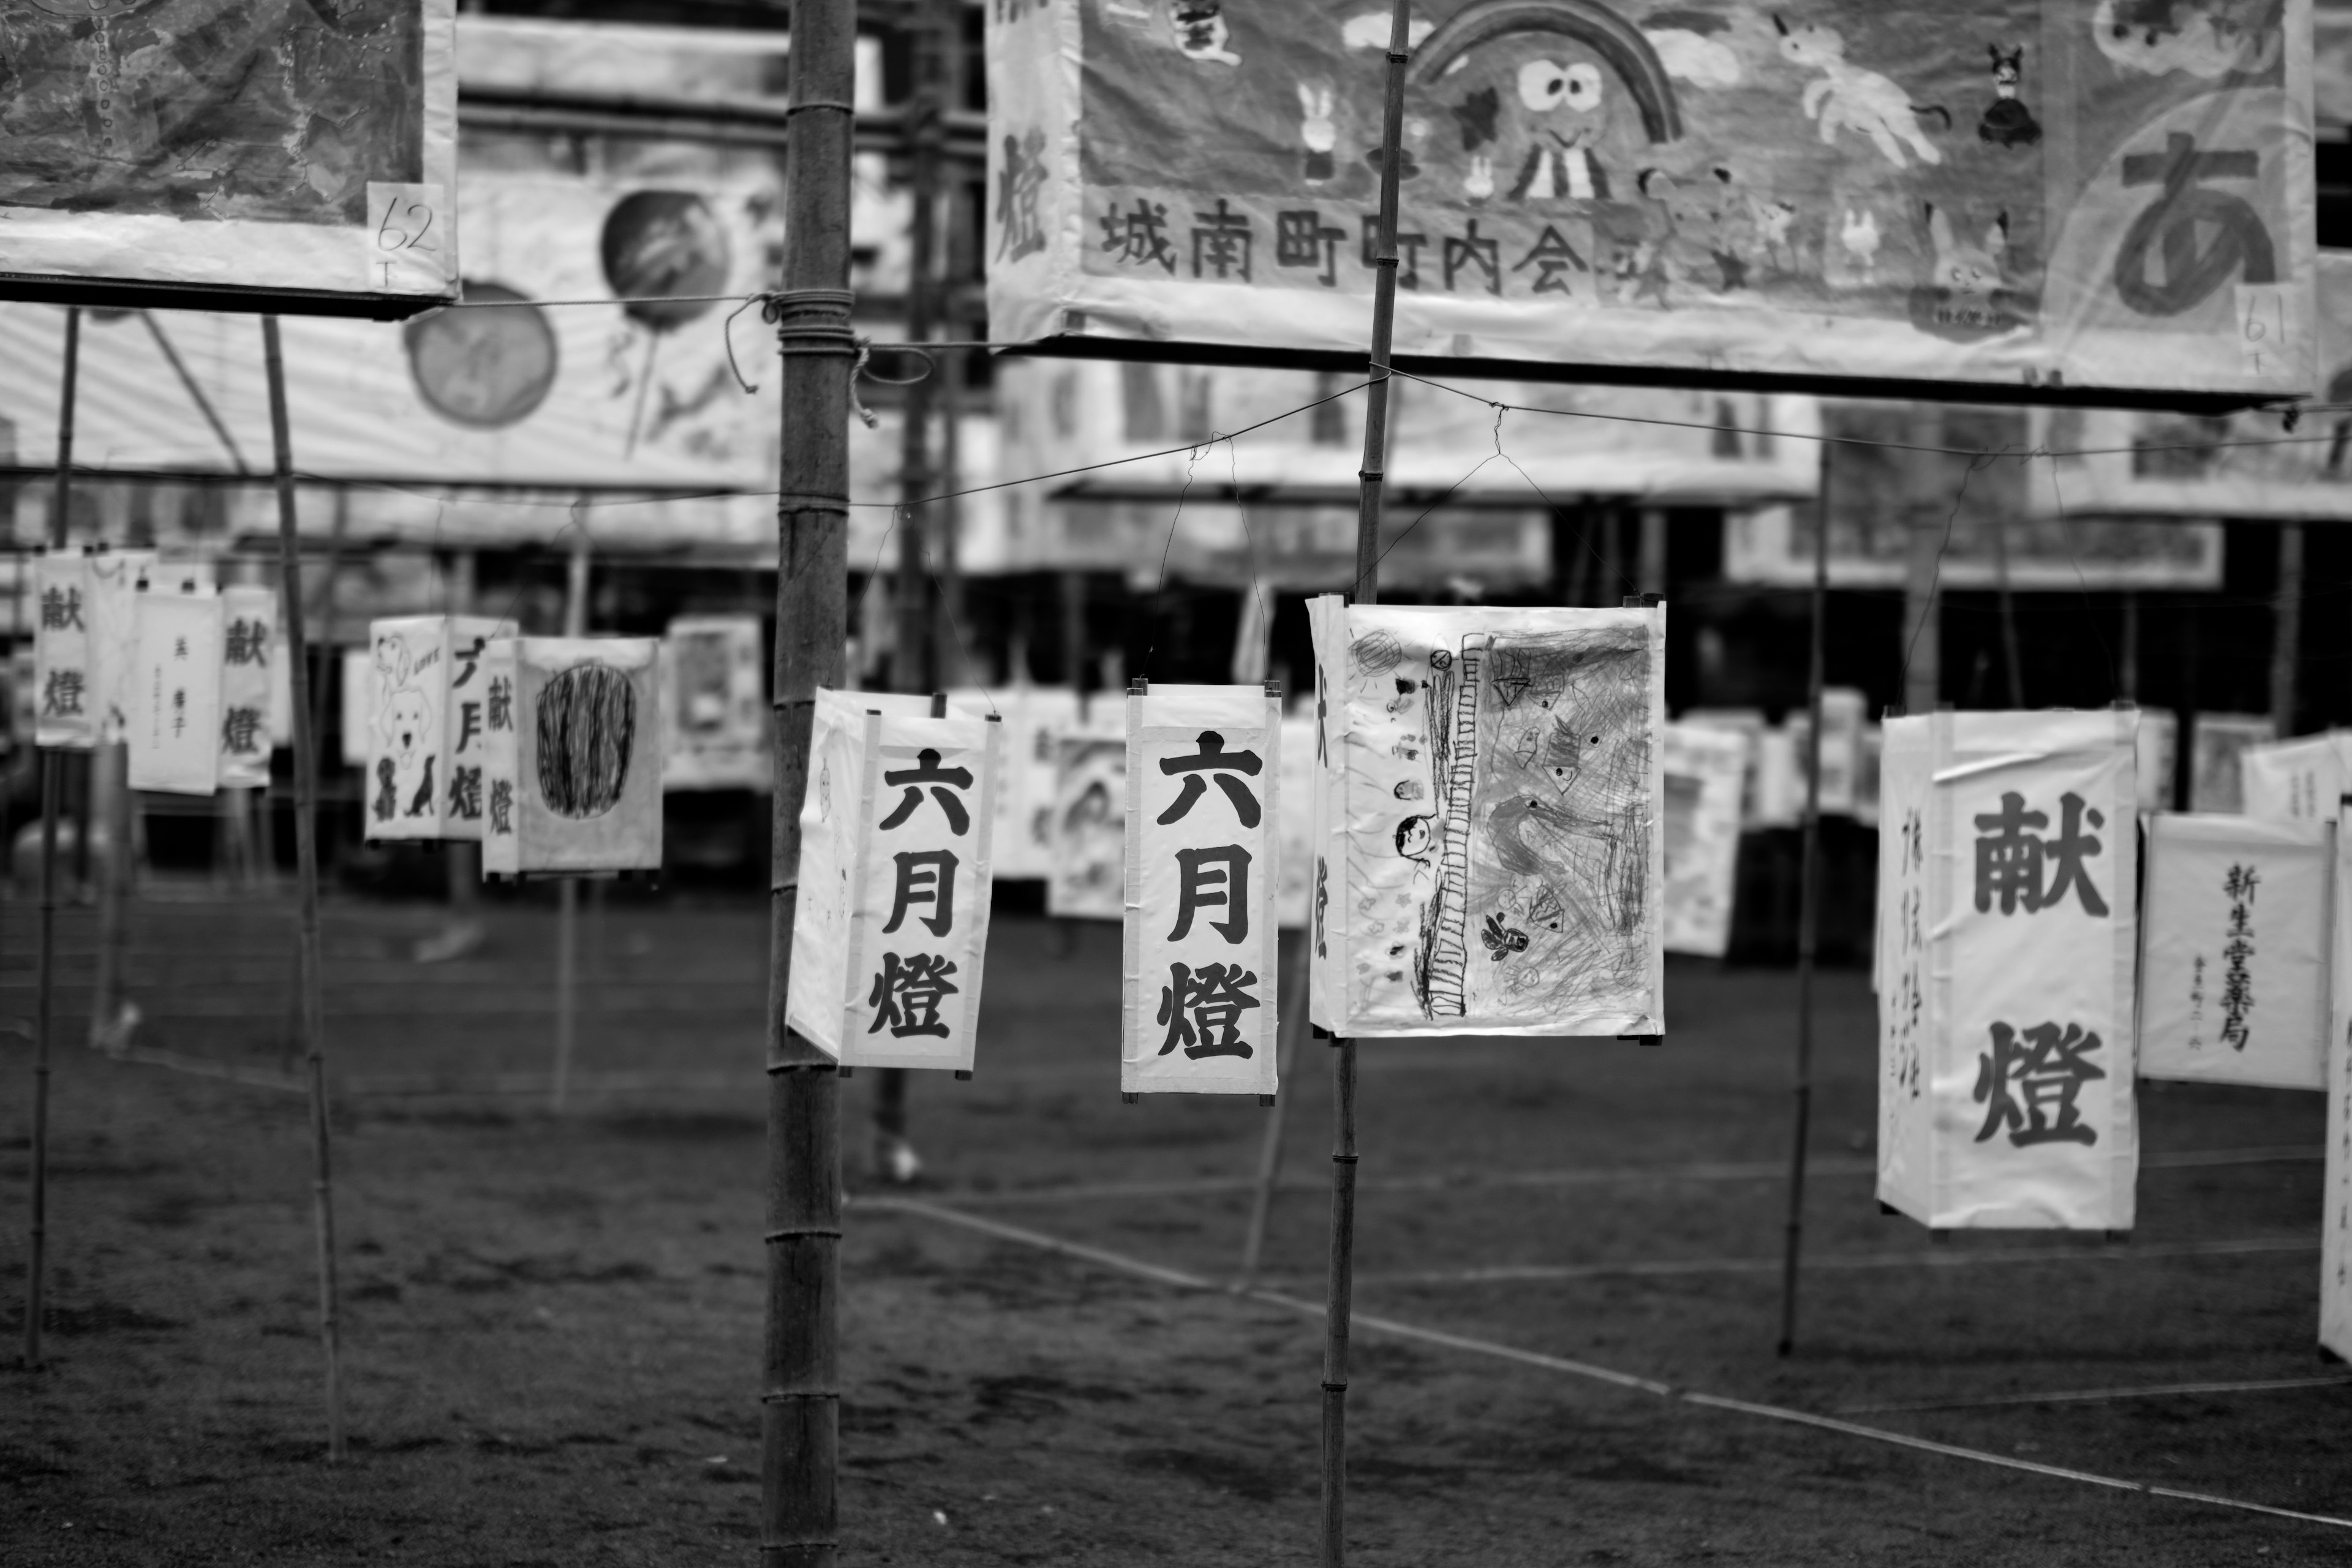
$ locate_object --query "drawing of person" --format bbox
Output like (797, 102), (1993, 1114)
(1395, 813), (1436, 882)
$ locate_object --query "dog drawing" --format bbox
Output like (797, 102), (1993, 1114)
(374, 635), (439, 824)
(1774, 15), (1949, 168)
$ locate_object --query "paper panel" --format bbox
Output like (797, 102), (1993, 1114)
(1874, 716), (1934, 1218)
(511, 637), (663, 873)
(32, 554), (92, 750)
(2136, 708), (2179, 812)
(126, 587), (223, 796)
(0, 0), (458, 306)
(88, 551), (156, 744)
(1308, 599), (1666, 1038)
(2190, 712), (2275, 813)
(1123, 685), (1281, 1095)
(480, 639), (519, 878)
(1661, 722), (1746, 957)
(1048, 733), (1128, 919)
(783, 691), (864, 1057)
(364, 617), (451, 839)
(1785, 687), (1867, 816)
(990, 0), (2316, 398)
(2240, 731), (2352, 824)
(951, 687), (1090, 880)
(1277, 715), (1318, 929)
(441, 617), (507, 842)
(218, 586), (277, 789)
(2139, 813), (2331, 1090)
(664, 616), (771, 792)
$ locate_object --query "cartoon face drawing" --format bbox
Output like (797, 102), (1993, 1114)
(374, 634), (439, 823)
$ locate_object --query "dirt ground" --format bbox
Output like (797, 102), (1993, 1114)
(5, 891), (2351, 1565)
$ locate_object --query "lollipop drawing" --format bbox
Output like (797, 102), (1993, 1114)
(598, 190), (734, 456)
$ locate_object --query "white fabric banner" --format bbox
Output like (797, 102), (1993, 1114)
(1877, 709), (2139, 1231)
(1123, 685), (1281, 1096)
(1662, 722), (1747, 959)
(2140, 813), (2331, 1091)
(1047, 731), (1128, 920)
(218, 586), (277, 790)
(2241, 731), (2352, 824)
(32, 554), (92, 752)
(126, 587), (224, 796)
(1306, 598), (1666, 1039)
(785, 692), (1001, 1071)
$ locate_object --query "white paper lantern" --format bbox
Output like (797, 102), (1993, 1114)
(663, 615), (770, 791)
(363, 615), (511, 840)
(482, 636), (663, 876)
(1276, 714), (1317, 930)
(1877, 710), (2139, 1232)
(1662, 722), (1747, 959)
(2190, 713), (2275, 813)
(31, 552), (93, 751)
(218, 586), (277, 790)
(2135, 709), (2179, 812)
(785, 691), (1001, 1071)
(1123, 684), (1281, 1097)
(87, 551), (157, 744)
(126, 585), (224, 796)
(1047, 728), (1126, 920)
(2241, 731), (2352, 824)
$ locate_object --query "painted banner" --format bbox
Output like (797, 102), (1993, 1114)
(1306, 597), (1666, 1038)
(785, 691), (1002, 1072)
(989, 0), (2316, 397)
(2240, 731), (2352, 823)
(1877, 709), (2138, 1231)
(2031, 252), (2352, 521)
(1661, 720), (1747, 957)
(2190, 711), (2274, 813)
(1123, 684), (1283, 1095)
(487, 637), (663, 875)
(2137, 707), (2179, 811)
(663, 616), (770, 792)
(218, 586), (277, 789)
(126, 586), (224, 795)
(32, 553), (92, 750)
(363, 616), (509, 840)
(0, 0), (458, 309)
(1048, 730), (1129, 918)
(2139, 813), (2331, 1090)
(2323, 813), (2352, 1359)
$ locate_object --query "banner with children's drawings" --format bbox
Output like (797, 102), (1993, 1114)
(989, 0), (2315, 397)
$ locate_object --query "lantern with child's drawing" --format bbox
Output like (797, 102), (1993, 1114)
(483, 636), (663, 876)
(785, 692), (1001, 1072)
(364, 616), (511, 840)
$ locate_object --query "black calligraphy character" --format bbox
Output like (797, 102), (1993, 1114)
(487, 674), (513, 732)
(883, 849), (958, 938)
(878, 748), (973, 835)
(39, 586), (82, 633)
(2220, 862), (2258, 1050)
(2114, 132), (2276, 318)
(1156, 961), (1261, 1059)
(1360, 217), (1428, 290)
(221, 705), (263, 756)
(224, 618), (267, 666)
(868, 952), (960, 1038)
(1442, 218), (1501, 295)
(1170, 845), (1253, 943)
(448, 764), (483, 822)
(1973, 1020), (2105, 1147)
(1099, 198), (1178, 274)
(1512, 225), (1589, 295)
(1973, 791), (2103, 914)
(995, 127), (1049, 262)
(2040, 792), (2108, 916)
(41, 668), (84, 717)
(489, 778), (513, 835)
(1158, 730), (1262, 827)
(1191, 198), (1254, 281)
(170, 688), (187, 738)
(451, 636), (486, 690)
(455, 700), (483, 756)
(1276, 209), (1348, 287)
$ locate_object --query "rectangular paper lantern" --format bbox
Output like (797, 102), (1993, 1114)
(88, 551), (156, 744)
(988, 0), (2316, 398)
(1123, 684), (1281, 1096)
(2191, 714), (2275, 813)
(950, 687), (1087, 881)
(219, 586), (277, 790)
(663, 616), (770, 792)
(488, 638), (664, 876)
(126, 586), (224, 796)
(1662, 722), (1748, 959)
(785, 691), (1001, 1071)
(363, 616), (510, 840)
(2140, 813), (2331, 1090)
(2323, 821), (2352, 1360)
(2241, 732), (2352, 823)
(32, 552), (92, 750)
(2136, 709), (2179, 812)
(1877, 710), (2139, 1231)
(1306, 598), (1665, 1039)
(0, 0), (458, 312)
(1785, 688), (1868, 817)
(341, 649), (374, 769)
(1047, 731), (1128, 919)
(1277, 714), (1317, 930)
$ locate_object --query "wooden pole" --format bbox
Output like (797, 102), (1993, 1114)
(2273, 523), (2304, 739)
(1776, 440), (1831, 1359)
(23, 304), (78, 1371)
(551, 531), (589, 1114)
(262, 315), (344, 1460)
(1990, 514), (2024, 710)
(1899, 407), (1943, 716)
(2119, 590), (2139, 704)
(761, 0), (853, 1554)
(1238, 925), (1306, 1285)
(1323, 2), (1411, 1558)
(86, 738), (129, 1049)
(1637, 508), (1667, 600)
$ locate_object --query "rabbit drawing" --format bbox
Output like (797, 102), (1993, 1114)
(1924, 202), (2008, 302)
(1299, 82), (1338, 183)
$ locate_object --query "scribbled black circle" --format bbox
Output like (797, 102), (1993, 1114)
(404, 281), (559, 430)
(599, 192), (731, 331)
(535, 662), (636, 819)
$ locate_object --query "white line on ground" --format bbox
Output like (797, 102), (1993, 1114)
(858, 1194), (2352, 1533)
(1840, 1374), (2352, 1415)
(1331, 1236), (2319, 1287)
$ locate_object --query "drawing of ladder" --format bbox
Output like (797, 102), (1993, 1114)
(1425, 636), (1482, 1016)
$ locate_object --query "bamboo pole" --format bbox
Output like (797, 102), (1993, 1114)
(1637, 508), (1667, 600)
(262, 315), (344, 1460)
(1322, 2), (1411, 1558)
(86, 739), (129, 1049)
(23, 304), (78, 1372)
(1776, 440), (1832, 1359)
(2273, 523), (2304, 739)
(1991, 514), (2024, 710)
(551, 531), (589, 1115)
(1238, 924), (1306, 1285)
(761, 0), (854, 1555)
(1899, 407), (1943, 716)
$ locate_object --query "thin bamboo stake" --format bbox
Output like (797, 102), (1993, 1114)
(23, 304), (78, 1372)
(2273, 523), (2304, 739)
(1238, 925), (1305, 1285)
(262, 314), (344, 1460)
(1991, 514), (2024, 710)
(761, 0), (854, 1555)
(1323, 2), (1411, 1558)
(551, 531), (589, 1115)
(88, 740), (129, 1050)
(1776, 440), (1833, 1359)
